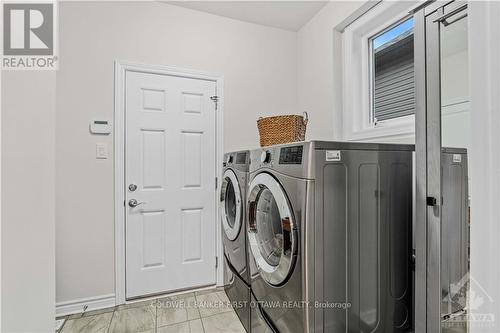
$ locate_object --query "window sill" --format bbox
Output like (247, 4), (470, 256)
(344, 118), (415, 143)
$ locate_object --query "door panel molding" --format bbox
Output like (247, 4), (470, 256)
(114, 61), (224, 305)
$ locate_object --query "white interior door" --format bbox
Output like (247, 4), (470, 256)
(125, 70), (217, 299)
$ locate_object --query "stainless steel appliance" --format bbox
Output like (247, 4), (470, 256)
(246, 141), (414, 332)
(441, 148), (469, 321)
(221, 150), (251, 332)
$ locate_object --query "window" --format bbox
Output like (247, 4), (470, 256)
(339, 1), (417, 141)
(370, 17), (415, 123)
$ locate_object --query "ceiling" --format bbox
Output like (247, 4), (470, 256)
(164, 1), (328, 31)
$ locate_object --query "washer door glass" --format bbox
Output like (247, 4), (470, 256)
(247, 172), (296, 286)
(220, 169), (242, 241)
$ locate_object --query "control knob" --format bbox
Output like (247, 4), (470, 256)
(261, 150), (271, 164)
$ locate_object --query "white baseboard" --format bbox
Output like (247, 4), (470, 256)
(56, 294), (116, 317)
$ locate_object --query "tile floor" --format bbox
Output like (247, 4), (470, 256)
(58, 288), (246, 333)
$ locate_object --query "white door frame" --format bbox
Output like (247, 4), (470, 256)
(114, 61), (224, 305)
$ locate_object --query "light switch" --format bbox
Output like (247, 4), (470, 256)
(96, 143), (108, 159)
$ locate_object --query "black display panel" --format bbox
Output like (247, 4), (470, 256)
(236, 152), (247, 165)
(279, 146), (303, 164)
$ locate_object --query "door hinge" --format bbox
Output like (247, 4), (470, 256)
(210, 96), (219, 110)
(215, 256), (218, 268)
(215, 177), (218, 190)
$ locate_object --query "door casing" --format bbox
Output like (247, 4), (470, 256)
(114, 61), (225, 305)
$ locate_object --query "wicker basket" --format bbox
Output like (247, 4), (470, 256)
(257, 112), (308, 147)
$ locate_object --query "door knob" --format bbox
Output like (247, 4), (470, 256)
(128, 199), (145, 208)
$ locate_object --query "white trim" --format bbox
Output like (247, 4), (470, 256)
(214, 73), (225, 290)
(335, 0), (382, 33)
(0, 42), (2, 332)
(114, 61), (225, 305)
(56, 285), (220, 318)
(341, 1), (418, 142)
(469, 2), (500, 330)
(56, 294), (116, 317)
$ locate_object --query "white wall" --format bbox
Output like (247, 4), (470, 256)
(469, 2), (500, 332)
(2, 71), (56, 332)
(297, 1), (365, 141)
(56, 1), (298, 304)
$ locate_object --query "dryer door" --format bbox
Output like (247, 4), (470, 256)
(247, 172), (296, 286)
(220, 169), (243, 241)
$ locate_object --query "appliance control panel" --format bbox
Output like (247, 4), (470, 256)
(236, 152), (247, 165)
(279, 145), (303, 164)
(261, 150), (271, 164)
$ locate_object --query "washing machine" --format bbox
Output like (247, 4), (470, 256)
(220, 150), (251, 332)
(246, 141), (414, 333)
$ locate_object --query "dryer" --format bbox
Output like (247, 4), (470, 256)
(220, 150), (251, 332)
(246, 141), (414, 333)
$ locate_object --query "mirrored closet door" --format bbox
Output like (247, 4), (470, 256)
(415, 2), (470, 332)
